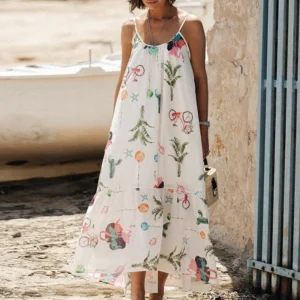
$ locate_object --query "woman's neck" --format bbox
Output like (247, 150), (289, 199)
(148, 3), (173, 20)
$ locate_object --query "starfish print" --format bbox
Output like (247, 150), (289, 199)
(194, 191), (203, 198)
(130, 93), (139, 102)
(183, 236), (189, 244)
(166, 196), (173, 204)
(141, 194), (148, 202)
(124, 149), (133, 158)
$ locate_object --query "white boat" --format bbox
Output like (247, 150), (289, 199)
(0, 55), (121, 182)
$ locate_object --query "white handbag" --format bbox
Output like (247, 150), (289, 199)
(203, 158), (219, 207)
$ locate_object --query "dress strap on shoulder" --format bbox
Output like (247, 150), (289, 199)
(132, 15), (138, 34)
(178, 13), (189, 32)
(131, 15), (142, 43)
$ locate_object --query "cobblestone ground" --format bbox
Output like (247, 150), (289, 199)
(0, 174), (269, 300)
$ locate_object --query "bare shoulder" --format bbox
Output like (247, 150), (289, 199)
(181, 13), (205, 42)
(121, 18), (135, 42)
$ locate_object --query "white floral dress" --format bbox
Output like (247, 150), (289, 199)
(72, 14), (218, 294)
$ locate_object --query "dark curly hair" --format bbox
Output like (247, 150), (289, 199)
(128, 0), (176, 12)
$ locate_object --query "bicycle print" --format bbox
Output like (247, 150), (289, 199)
(121, 65), (145, 88)
(169, 109), (193, 134)
(176, 184), (190, 210)
(79, 217), (98, 248)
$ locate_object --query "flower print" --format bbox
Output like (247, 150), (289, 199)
(195, 256), (218, 283)
(99, 220), (132, 250)
(167, 33), (185, 62)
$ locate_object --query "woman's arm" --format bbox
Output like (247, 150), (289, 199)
(112, 19), (135, 114)
(183, 16), (210, 159)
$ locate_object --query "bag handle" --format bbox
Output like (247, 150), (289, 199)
(203, 158), (210, 171)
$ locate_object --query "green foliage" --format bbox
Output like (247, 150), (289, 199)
(162, 60), (182, 101)
(152, 196), (163, 220)
(162, 213), (171, 238)
(168, 137), (189, 177)
(155, 89), (161, 114)
(162, 222), (170, 238)
(196, 209), (209, 225)
(97, 181), (108, 191)
(159, 246), (186, 271)
(131, 251), (160, 271)
(129, 105), (154, 146)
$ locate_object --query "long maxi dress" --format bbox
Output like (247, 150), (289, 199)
(72, 14), (218, 294)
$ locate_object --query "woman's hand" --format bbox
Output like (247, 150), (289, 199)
(201, 126), (210, 159)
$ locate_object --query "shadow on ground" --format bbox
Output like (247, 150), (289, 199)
(0, 172), (98, 220)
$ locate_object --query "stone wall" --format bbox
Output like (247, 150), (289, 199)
(206, 0), (259, 254)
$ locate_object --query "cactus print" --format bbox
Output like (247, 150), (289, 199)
(108, 156), (122, 178)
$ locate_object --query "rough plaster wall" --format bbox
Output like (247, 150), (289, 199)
(206, 0), (259, 253)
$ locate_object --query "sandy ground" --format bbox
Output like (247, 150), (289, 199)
(0, 173), (269, 300)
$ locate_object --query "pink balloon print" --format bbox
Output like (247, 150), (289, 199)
(169, 47), (184, 61)
(149, 236), (159, 246)
(158, 144), (165, 155)
(101, 206), (109, 214)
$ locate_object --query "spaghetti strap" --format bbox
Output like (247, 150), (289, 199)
(178, 13), (189, 32)
(132, 15), (142, 42)
(132, 16), (136, 28)
(132, 16), (138, 35)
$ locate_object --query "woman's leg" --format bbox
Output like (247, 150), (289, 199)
(149, 271), (169, 300)
(130, 271), (146, 300)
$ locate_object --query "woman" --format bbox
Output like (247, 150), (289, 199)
(72, 0), (218, 299)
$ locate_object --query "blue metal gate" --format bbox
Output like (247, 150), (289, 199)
(247, 0), (300, 298)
